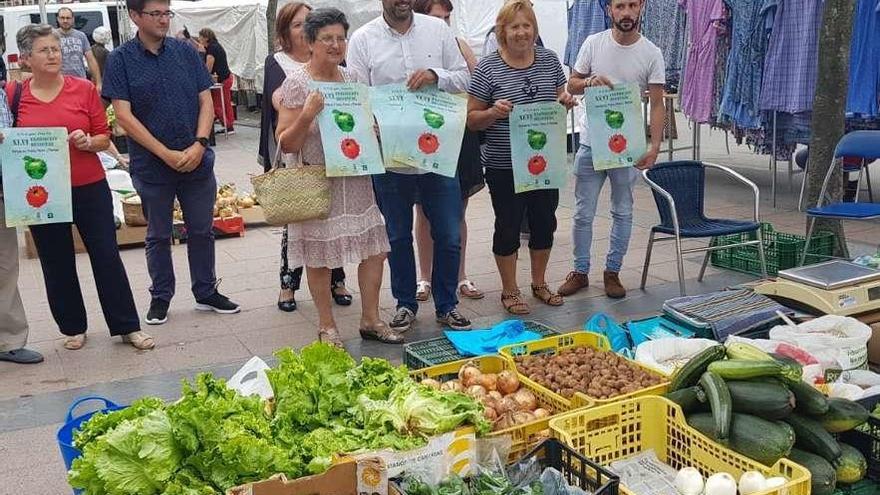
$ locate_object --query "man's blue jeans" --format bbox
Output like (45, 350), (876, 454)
(372, 172), (462, 316)
(572, 145), (637, 274)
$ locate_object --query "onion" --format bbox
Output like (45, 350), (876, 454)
(496, 396), (519, 414)
(478, 373), (498, 392)
(494, 412), (515, 430)
(480, 395), (497, 410)
(487, 391), (503, 402)
(533, 408), (550, 419)
(420, 378), (441, 390)
(512, 389), (538, 412)
(467, 385), (487, 398)
(497, 370), (520, 395)
(484, 407), (498, 422)
(459, 363), (483, 388)
(511, 411), (536, 425)
(440, 380), (463, 393)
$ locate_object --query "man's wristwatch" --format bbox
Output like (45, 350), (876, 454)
(196, 137), (210, 148)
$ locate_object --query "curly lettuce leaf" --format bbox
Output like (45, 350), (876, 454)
(349, 356), (410, 400)
(73, 396), (166, 450)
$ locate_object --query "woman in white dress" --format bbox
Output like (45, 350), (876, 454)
(275, 8), (402, 345)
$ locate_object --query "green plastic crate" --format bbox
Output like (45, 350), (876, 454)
(403, 320), (559, 370)
(710, 222), (836, 277)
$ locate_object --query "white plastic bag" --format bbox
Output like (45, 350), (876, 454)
(635, 338), (718, 375)
(227, 356), (274, 399)
(769, 315), (872, 371)
(106, 169), (135, 195)
(827, 383), (864, 400)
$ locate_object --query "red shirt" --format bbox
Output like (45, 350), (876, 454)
(6, 76), (109, 186)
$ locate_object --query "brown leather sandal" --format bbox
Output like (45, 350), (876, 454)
(318, 327), (344, 347)
(531, 284), (564, 306)
(501, 290), (531, 315)
(122, 331), (155, 350)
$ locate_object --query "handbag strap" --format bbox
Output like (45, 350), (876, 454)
(272, 142), (304, 170)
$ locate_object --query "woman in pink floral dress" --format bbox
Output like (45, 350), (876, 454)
(276, 8), (401, 345)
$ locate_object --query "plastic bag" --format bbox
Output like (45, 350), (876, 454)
(585, 313), (632, 357)
(634, 338), (718, 375)
(769, 315), (872, 371)
(540, 468), (589, 495)
(827, 382), (864, 400)
(227, 356), (274, 399)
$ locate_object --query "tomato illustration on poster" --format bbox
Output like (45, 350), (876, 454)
(310, 81), (384, 177)
(509, 102), (568, 193)
(392, 87), (467, 178)
(584, 83), (647, 171)
(0, 127), (72, 227)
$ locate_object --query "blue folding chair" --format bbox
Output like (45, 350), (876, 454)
(801, 131), (880, 266)
(640, 161), (767, 296)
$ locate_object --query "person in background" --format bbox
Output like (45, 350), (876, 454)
(259, 2), (352, 313)
(55, 7), (101, 89)
(558, 0), (665, 299)
(176, 27), (206, 62)
(0, 85), (43, 364)
(0, 55), (7, 83)
(103, 0), (240, 326)
(275, 8), (395, 345)
(198, 28), (235, 135)
(348, 0), (473, 333)
(7, 24), (151, 350)
(411, 0), (484, 303)
(467, 0), (576, 315)
(91, 26), (111, 78)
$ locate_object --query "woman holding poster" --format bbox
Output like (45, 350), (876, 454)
(466, 0), (576, 316)
(4, 24), (151, 351)
(275, 9), (397, 346)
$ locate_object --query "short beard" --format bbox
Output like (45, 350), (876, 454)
(385, 4), (412, 23)
(613, 19), (638, 32)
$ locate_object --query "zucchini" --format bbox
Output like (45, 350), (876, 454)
(787, 379), (829, 416)
(700, 371), (731, 439)
(707, 359), (790, 381)
(687, 412), (795, 466)
(788, 448), (837, 495)
(834, 443), (867, 484)
(820, 398), (870, 433)
(784, 413), (842, 462)
(670, 345), (726, 392)
(726, 342), (775, 361)
(665, 386), (707, 414)
(725, 380), (794, 420)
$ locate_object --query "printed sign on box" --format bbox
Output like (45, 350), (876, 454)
(509, 102), (568, 193)
(584, 83), (647, 171)
(310, 81), (384, 177)
(0, 127), (72, 227)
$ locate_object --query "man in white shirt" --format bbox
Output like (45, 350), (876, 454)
(557, 0), (665, 299)
(347, 0), (472, 332)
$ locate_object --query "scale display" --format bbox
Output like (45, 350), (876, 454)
(756, 261), (880, 316)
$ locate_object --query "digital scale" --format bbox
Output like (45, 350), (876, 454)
(755, 260), (880, 316)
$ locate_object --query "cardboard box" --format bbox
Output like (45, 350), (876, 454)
(228, 460), (361, 495)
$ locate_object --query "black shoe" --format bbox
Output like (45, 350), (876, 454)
(389, 307), (416, 332)
(195, 292), (241, 314)
(278, 298), (297, 312)
(436, 308), (472, 330)
(145, 299), (170, 325)
(331, 282), (353, 306)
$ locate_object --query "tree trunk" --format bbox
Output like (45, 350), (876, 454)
(267, 0), (278, 55)
(805, 0), (855, 258)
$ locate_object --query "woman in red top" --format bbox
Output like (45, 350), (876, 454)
(6, 24), (153, 350)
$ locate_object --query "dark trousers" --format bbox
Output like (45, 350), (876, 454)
(279, 227), (345, 290)
(132, 173), (217, 302)
(29, 180), (139, 336)
(485, 168), (559, 256)
(372, 172), (462, 315)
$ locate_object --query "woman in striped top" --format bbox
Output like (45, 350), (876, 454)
(467, 0), (576, 316)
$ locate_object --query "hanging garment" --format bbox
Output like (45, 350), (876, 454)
(847, 0), (880, 117)
(711, 5), (731, 125)
(642, 0), (688, 92)
(759, 0), (824, 113)
(719, 0), (769, 129)
(679, 0), (725, 123)
(564, 0), (609, 68)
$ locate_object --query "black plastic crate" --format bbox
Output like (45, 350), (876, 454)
(837, 395), (880, 482)
(403, 320), (560, 370)
(391, 438), (619, 495)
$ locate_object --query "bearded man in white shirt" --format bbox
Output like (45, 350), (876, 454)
(347, 0), (472, 332)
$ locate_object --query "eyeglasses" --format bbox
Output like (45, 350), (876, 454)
(140, 10), (175, 19)
(35, 47), (61, 56)
(315, 36), (347, 46)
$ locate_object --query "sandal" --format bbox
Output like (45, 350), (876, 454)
(63, 333), (87, 350)
(416, 280), (431, 302)
(501, 291), (531, 315)
(458, 279), (485, 300)
(122, 331), (155, 350)
(331, 282), (353, 306)
(359, 322), (404, 344)
(531, 284), (564, 307)
(318, 327), (344, 347)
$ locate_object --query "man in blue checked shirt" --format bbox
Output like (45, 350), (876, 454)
(0, 88), (43, 364)
(103, 0), (240, 326)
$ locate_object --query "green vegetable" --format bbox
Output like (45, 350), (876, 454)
(820, 398), (870, 433)
(73, 396), (166, 450)
(835, 443), (867, 484)
(706, 359), (794, 381)
(700, 371), (731, 439)
(423, 109), (445, 129)
(665, 386), (707, 414)
(670, 345), (726, 392)
(332, 109), (355, 132)
(23, 155), (48, 180)
(788, 448), (837, 495)
(526, 129), (547, 150)
(604, 109), (625, 129)
(785, 413), (842, 462)
(687, 412), (795, 466)
(787, 379), (829, 416)
(725, 380), (794, 420)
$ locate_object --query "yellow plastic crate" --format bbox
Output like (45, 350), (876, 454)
(499, 332), (669, 410)
(409, 355), (584, 462)
(549, 396), (811, 495)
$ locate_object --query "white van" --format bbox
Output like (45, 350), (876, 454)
(0, 2), (122, 68)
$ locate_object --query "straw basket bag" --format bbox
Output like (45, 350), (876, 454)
(250, 147), (330, 225)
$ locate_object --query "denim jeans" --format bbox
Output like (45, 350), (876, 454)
(572, 145), (637, 274)
(372, 172), (462, 315)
